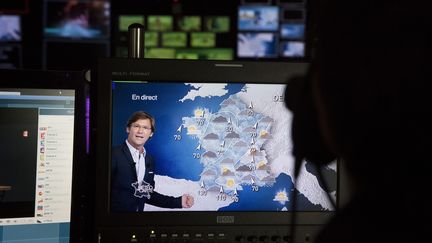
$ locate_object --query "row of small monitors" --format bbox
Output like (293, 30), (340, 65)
(119, 16), (304, 40)
(118, 26), (304, 48)
(119, 15), (230, 33)
(115, 37), (304, 59)
(118, 6), (304, 36)
(2, 5), (304, 40)
(1, 0), (306, 61)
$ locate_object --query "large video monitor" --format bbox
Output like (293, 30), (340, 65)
(0, 69), (88, 243)
(93, 59), (339, 242)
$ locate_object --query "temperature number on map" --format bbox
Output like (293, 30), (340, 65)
(193, 153), (201, 159)
(217, 194), (227, 201)
(198, 188), (207, 196)
(196, 118), (206, 126)
(248, 164), (256, 171)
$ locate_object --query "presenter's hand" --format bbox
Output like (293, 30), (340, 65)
(181, 194), (194, 208)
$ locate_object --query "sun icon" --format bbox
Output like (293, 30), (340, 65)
(257, 160), (266, 169)
(273, 189), (289, 205)
(194, 109), (204, 118)
(226, 178), (235, 188)
(187, 125), (198, 134)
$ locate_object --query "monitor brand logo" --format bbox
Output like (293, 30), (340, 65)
(216, 216), (234, 224)
(128, 71), (150, 77)
(112, 71), (150, 77)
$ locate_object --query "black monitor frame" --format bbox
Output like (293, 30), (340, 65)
(93, 58), (340, 229)
(0, 68), (90, 243)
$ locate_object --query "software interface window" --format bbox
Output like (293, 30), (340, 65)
(0, 89), (75, 243)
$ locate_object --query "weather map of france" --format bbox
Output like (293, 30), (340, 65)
(182, 94), (276, 198)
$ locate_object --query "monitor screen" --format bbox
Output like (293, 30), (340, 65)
(204, 16), (230, 32)
(161, 32), (187, 48)
(0, 0), (29, 14)
(110, 81), (335, 213)
(0, 15), (21, 42)
(237, 32), (278, 58)
(281, 41), (305, 58)
(43, 41), (109, 71)
(0, 69), (88, 243)
(43, 0), (110, 40)
(280, 23), (305, 39)
(147, 15), (173, 31)
(93, 59), (338, 242)
(0, 44), (22, 69)
(177, 16), (201, 32)
(118, 15), (145, 32)
(238, 6), (279, 31)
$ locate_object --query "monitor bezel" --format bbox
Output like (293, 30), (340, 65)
(93, 58), (340, 227)
(0, 68), (89, 242)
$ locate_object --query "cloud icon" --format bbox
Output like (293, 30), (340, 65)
(203, 133), (219, 140)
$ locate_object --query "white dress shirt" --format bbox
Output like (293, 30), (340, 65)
(125, 139), (146, 183)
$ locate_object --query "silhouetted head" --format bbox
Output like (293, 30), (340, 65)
(287, 0), (430, 188)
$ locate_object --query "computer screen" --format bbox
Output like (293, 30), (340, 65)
(93, 58), (338, 242)
(0, 69), (88, 243)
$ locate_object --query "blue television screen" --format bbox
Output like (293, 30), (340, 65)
(281, 41), (305, 57)
(237, 32), (278, 58)
(238, 6), (279, 31)
(280, 23), (305, 39)
(44, 0), (110, 39)
(110, 80), (337, 212)
(0, 15), (21, 42)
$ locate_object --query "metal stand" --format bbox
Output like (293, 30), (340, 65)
(128, 23), (145, 59)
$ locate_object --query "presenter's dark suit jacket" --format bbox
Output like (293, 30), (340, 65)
(111, 142), (182, 212)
